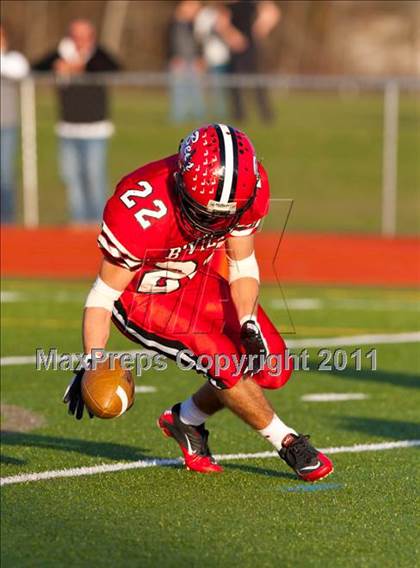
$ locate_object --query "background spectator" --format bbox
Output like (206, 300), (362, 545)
(33, 19), (120, 225)
(194, 2), (231, 119)
(0, 24), (29, 223)
(220, 0), (281, 123)
(168, 0), (204, 123)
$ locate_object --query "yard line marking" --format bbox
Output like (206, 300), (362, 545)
(0, 291), (85, 303)
(287, 331), (420, 348)
(0, 349), (154, 367)
(2, 331), (419, 367)
(1, 440), (419, 487)
(0, 292), (25, 303)
(271, 298), (420, 312)
(135, 386), (157, 393)
(4, 293), (419, 311)
(280, 298), (322, 310)
(301, 393), (369, 402)
(283, 482), (343, 493)
(0, 356), (37, 366)
(5, 293), (419, 311)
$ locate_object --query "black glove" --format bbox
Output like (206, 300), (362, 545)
(240, 319), (268, 375)
(62, 369), (93, 420)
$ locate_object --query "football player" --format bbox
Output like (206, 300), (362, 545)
(64, 124), (333, 482)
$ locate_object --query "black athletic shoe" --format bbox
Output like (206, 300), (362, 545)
(279, 434), (334, 482)
(158, 403), (223, 473)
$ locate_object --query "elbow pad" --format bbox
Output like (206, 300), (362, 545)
(85, 277), (123, 312)
(227, 252), (260, 284)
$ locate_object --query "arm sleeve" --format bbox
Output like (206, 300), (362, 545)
(92, 48), (122, 72)
(32, 50), (59, 71)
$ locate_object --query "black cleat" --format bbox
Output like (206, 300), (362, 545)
(279, 434), (334, 482)
(158, 403), (223, 473)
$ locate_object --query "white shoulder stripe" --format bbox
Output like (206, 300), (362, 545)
(97, 235), (140, 269)
(98, 234), (122, 258)
(101, 222), (142, 262)
(219, 124), (234, 204)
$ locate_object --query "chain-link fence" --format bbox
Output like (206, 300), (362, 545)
(18, 72), (420, 235)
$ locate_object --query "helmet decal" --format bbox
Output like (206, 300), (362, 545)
(179, 129), (200, 173)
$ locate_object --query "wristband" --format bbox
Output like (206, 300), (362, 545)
(227, 252), (260, 284)
(85, 276), (123, 312)
(240, 314), (258, 326)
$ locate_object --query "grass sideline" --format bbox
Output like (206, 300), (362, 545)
(1, 279), (420, 566)
(19, 89), (420, 233)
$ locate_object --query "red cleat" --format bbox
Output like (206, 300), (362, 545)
(279, 434), (334, 482)
(158, 403), (223, 474)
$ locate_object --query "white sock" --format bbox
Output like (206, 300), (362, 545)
(258, 414), (298, 451)
(179, 397), (210, 426)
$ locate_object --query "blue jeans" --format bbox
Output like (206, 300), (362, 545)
(170, 64), (205, 123)
(1, 127), (18, 223)
(208, 65), (229, 119)
(59, 137), (108, 223)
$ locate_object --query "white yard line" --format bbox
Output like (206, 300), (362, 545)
(301, 393), (369, 402)
(1, 440), (419, 487)
(0, 292), (25, 303)
(280, 298), (323, 310)
(286, 331), (420, 348)
(1, 356), (37, 366)
(0, 349), (154, 367)
(2, 331), (419, 367)
(271, 298), (420, 312)
(4, 293), (419, 312)
(134, 386), (157, 393)
(0, 291), (85, 303)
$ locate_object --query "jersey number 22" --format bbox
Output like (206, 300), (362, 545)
(120, 181), (167, 229)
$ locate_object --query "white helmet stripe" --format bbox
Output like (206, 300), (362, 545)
(218, 124), (234, 204)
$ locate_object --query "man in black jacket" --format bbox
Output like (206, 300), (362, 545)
(33, 19), (120, 224)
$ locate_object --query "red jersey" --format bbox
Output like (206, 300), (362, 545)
(103, 154), (292, 391)
(98, 154), (270, 295)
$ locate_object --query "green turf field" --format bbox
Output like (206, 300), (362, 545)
(23, 88), (420, 233)
(1, 279), (419, 567)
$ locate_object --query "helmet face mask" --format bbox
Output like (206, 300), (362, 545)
(175, 173), (255, 238)
(176, 124), (259, 239)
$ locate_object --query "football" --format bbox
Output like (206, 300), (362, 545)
(81, 359), (135, 419)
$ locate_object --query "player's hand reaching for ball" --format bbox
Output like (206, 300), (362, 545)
(63, 368), (94, 420)
(240, 319), (268, 375)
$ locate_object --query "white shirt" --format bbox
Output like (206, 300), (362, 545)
(1, 49), (29, 127)
(0, 49), (30, 80)
(194, 7), (230, 67)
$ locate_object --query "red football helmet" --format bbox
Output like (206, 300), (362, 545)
(175, 124), (260, 237)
